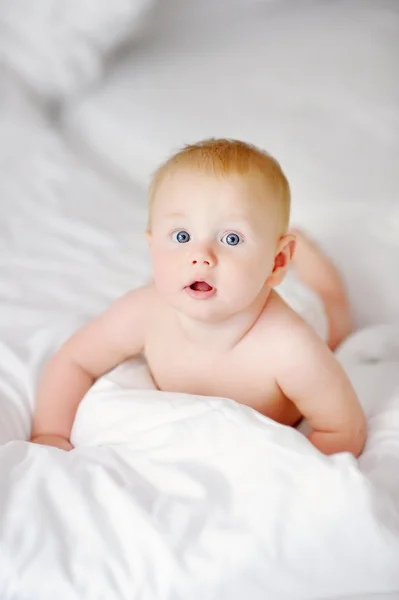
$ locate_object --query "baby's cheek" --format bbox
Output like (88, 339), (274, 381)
(227, 262), (254, 294)
(233, 255), (263, 281)
(240, 261), (270, 293)
(153, 251), (179, 286)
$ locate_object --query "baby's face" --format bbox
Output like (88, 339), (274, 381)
(148, 170), (283, 322)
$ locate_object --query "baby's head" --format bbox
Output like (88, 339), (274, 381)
(146, 138), (295, 321)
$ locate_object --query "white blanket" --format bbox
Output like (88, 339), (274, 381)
(1, 326), (399, 599)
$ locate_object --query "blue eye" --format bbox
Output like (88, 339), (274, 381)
(221, 232), (242, 246)
(172, 230), (190, 243)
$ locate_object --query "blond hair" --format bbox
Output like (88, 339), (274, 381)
(148, 138), (291, 231)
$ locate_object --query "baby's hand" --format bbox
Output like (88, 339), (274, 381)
(31, 434), (73, 451)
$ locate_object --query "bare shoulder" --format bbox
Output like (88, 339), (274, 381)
(60, 283), (161, 374)
(116, 282), (158, 314)
(103, 283), (159, 345)
(257, 290), (333, 367)
(250, 289), (340, 383)
(253, 290), (307, 344)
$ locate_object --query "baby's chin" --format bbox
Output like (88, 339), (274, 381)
(170, 292), (248, 324)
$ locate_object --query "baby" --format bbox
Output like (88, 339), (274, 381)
(31, 139), (367, 456)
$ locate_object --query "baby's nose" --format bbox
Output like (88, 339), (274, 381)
(190, 247), (216, 267)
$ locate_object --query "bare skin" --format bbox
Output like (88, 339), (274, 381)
(290, 229), (353, 351)
(31, 171), (366, 457)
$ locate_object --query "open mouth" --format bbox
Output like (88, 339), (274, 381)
(185, 280), (216, 299)
(190, 281), (213, 292)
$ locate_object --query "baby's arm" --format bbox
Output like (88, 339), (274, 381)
(276, 318), (367, 457)
(31, 285), (154, 450)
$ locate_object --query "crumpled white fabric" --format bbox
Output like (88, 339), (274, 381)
(1, 325), (399, 600)
(0, 0), (155, 100)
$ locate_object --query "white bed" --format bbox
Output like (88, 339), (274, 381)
(1, 1), (399, 598)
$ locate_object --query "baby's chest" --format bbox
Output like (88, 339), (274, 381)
(144, 330), (278, 411)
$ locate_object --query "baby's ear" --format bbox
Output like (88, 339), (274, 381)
(267, 233), (296, 287)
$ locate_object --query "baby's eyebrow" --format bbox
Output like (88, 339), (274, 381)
(223, 215), (250, 225)
(225, 216), (247, 222)
(163, 212), (186, 219)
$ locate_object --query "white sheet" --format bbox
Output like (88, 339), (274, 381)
(1, 331), (399, 599)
